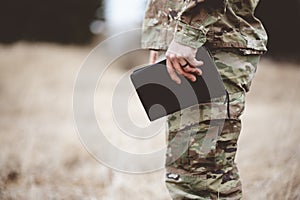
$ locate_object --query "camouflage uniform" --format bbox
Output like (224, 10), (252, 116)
(141, 0), (267, 199)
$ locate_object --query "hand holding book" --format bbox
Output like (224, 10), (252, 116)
(131, 46), (226, 121)
(165, 40), (203, 84)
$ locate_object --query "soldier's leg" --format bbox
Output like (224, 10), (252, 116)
(165, 50), (260, 200)
(165, 103), (244, 200)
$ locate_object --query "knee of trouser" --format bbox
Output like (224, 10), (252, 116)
(166, 119), (241, 174)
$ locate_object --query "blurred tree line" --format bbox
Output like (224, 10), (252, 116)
(256, 0), (300, 59)
(0, 0), (103, 44)
(0, 0), (299, 59)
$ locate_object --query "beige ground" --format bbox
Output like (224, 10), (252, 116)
(0, 42), (299, 200)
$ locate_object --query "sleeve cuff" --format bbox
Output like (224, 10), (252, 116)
(141, 26), (174, 50)
(173, 21), (208, 49)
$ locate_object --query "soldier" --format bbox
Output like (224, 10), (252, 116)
(142, 0), (267, 199)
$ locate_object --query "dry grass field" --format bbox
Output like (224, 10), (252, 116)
(0, 42), (299, 200)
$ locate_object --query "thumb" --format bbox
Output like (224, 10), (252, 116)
(187, 57), (204, 67)
(149, 50), (158, 64)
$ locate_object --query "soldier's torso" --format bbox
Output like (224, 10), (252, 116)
(142, 0), (268, 53)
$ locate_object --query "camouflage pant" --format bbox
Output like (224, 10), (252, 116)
(165, 49), (260, 200)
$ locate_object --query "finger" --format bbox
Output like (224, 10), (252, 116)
(177, 57), (202, 75)
(186, 56), (204, 68)
(149, 51), (158, 64)
(176, 56), (188, 68)
(166, 58), (181, 84)
(183, 66), (202, 76)
(171, 58), (196, 82)
(173, 56), (199, 80)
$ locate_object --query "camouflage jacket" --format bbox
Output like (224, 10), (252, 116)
(141, 0), (268, 54)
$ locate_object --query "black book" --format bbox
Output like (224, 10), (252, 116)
(130, 47), (226, 121)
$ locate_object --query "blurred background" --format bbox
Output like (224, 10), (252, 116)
(0, 0), (299, 199)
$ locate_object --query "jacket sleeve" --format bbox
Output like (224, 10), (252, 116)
(141, 0), (183, 50)
(174, 0), (227, 48)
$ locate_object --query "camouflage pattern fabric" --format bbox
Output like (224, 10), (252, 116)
(141, 0), (268, 54)
(164, 49), (260, 200)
